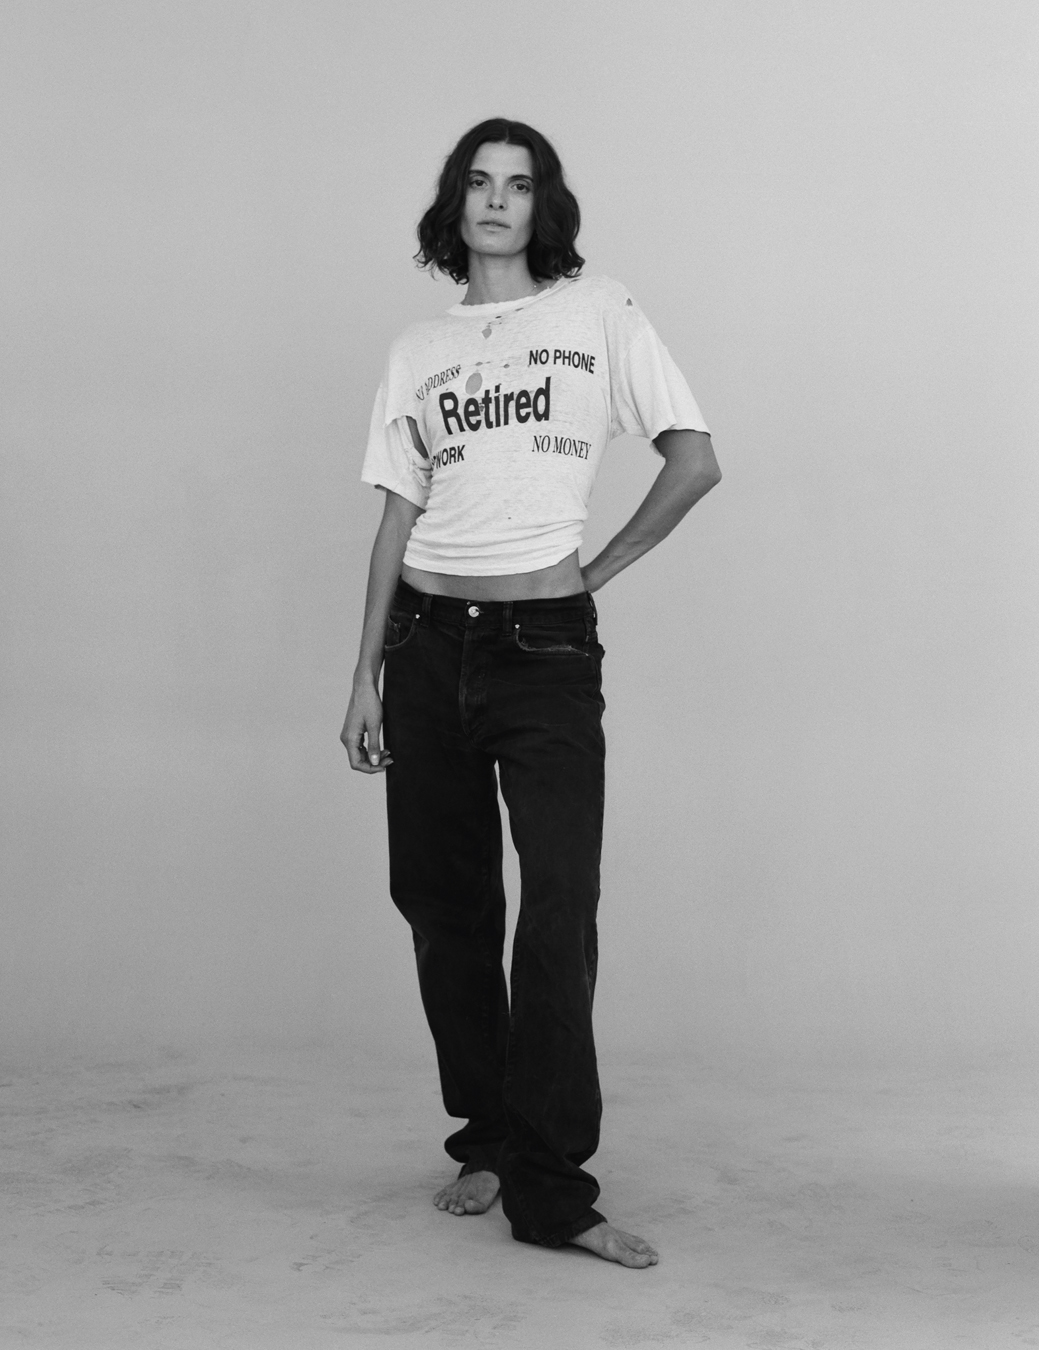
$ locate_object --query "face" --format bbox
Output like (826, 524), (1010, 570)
(459, 141), (536, 261)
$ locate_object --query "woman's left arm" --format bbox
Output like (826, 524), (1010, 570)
(580, 429), (721, 593)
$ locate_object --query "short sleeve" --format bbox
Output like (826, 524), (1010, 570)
(604, 295), (707, 442)
(360, 381), (431, 509)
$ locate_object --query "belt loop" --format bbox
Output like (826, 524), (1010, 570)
(502, 600), (513, 635)
(420, 593), (432, 626)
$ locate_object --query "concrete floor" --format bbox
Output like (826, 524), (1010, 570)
(1, 1046), (1037, 1349)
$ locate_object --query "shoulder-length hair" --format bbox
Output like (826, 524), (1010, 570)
(415, 118), (584, 285)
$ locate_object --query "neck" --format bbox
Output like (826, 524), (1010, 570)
(462, 252), (548, 306)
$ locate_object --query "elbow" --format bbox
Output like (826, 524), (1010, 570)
(699, 441), (722, 493)
(667, 463), (721, 511)
(691, 460), (722, 499)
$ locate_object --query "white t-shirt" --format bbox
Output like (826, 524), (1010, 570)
(361, 274), (710, 576)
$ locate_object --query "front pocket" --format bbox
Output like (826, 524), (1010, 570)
(512, 625), (592, 657)
(384, 610), (419, 653)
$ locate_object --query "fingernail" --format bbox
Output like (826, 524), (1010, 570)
(370, 753), (380, 766)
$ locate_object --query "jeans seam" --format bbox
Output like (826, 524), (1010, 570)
(457, 628), (474, 739)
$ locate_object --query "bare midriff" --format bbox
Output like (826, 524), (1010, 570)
(401, 549), (585, 601)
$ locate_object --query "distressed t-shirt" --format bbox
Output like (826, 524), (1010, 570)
(361, 274), (710, 575)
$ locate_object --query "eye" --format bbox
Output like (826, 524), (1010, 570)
(467, 174), (486, 189)
(512, 180), (532, 193)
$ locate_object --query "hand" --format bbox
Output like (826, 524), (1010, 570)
(580, 563), (604, 594)
(341, 683), (393, 773)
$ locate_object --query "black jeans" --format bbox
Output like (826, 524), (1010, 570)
(381, 578), (607, 1246)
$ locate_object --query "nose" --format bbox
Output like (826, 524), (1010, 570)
(487, 182), (506, 210)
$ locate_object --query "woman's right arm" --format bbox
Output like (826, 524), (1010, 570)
(341, 487), (423, 773)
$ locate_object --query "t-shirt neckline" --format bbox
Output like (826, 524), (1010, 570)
(446, 276), (573, 318)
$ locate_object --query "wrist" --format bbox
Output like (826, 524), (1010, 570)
(352, 665), (380, 693)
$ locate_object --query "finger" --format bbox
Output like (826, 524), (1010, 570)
(345, 728), (393, 774)
(344, 725), (370, 771)
(366, 719), (384, 767)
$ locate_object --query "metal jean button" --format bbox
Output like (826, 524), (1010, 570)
(467, 605), (480, 618)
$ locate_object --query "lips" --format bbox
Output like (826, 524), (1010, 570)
(478, 220), (509, 228)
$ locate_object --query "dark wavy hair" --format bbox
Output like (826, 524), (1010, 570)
(415, 119), (584, 285)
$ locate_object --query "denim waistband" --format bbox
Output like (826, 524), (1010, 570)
(394, 578), (596, 631)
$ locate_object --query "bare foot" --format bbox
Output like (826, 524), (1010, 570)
(569, 1221), (659, 1267)
(433, 1170), (500, 1216)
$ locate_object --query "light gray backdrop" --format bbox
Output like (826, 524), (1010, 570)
(2, 0), (1035, 1069)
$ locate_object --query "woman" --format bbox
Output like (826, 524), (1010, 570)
(342, 118), (720, 1268)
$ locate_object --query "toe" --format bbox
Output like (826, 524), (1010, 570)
(619, 1230), (658, 1257)
(616, 1242), (654, 1268)
(433, 1173), (499, 1218)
